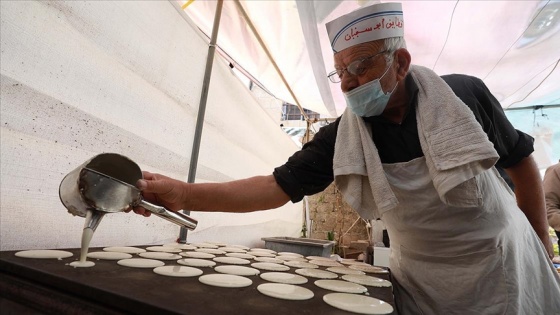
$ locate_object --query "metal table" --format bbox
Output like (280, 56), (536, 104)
(0, 247), (396, 314)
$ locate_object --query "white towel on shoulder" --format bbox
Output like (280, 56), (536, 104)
(333, 65), (499, 219)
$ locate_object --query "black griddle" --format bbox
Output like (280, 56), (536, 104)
(0, 247), (396, 315)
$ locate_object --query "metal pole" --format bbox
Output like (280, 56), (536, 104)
(178, 0), (224, 243)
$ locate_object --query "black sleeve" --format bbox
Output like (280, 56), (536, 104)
(272, 119), (340, 203)
(442, 75), (534, 168)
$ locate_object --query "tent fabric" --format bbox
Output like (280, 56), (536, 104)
(182, 0), (559, 116)
(0, 1), (302, 251)
(181, 0), (560, 168)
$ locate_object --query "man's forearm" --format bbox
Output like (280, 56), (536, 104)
(505, 155), (549, 236)
(184, 175), (291, 213)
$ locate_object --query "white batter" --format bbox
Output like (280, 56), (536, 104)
(341, 274), (392, 288)
(283, 261), (319, 269)
(225, 253), (256, 260)
(275, 256), (307, 262)
(340, 259), (370, 266)
(323, 293), (393, 314)
(213, 257), (251, 265)
(204, 241), (228, 247)
(254, 257), (283, 264)
(308, 259), (342, 267)
(87, 251), (132, 260)
(117, 258), (165, 268)
(71, 226), (95, 268)
(257, 283), (314, 301)
(246, 251), (276, 258)
(195, 248), (226, 255)
(69, 260), (95, 268)
(250, 262), (290, 271)
(214, 265), (260, 276)
(68, 210), (96, 268)
(153, 266), (203, 277)
(198, 274), (253, 288)
(163, 243), (197, 250)
(139, 252), (182, 260)
(15, 250), (73, 259)
(314, 279), (367, 294)
(219, 247), (248, 253)
(305, 256), (332, 261)
(277, 252), (304, 258)
(260, 272), (308, 285)
(145, 246), (182, 253)
(229, 244), (250, 250)
(250, 248), (276, 254)
(348, 265), (388, 274)
(177, 258), (216, 268)
(192, 243), (219, 249)
(326, 266), (365, 275)
(181, 252), (215, 259)
(103, 246), (146, 254)
(294, 268), (338, 279)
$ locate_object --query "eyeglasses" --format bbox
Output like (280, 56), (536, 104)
(327, 50), (389, 83)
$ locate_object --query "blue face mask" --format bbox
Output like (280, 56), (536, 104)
(343, 63), (398, 117)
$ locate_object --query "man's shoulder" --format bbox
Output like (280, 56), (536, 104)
(441, 73), (483, 88)
(439, 73), (488, 98)
(545, 163), (560, 178)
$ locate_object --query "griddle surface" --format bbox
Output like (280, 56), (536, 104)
(0, 247), (395, 314)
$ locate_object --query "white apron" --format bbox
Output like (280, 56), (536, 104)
(380, 157), (560, 314)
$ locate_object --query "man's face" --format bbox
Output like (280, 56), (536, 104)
(333, 41), (392, 93)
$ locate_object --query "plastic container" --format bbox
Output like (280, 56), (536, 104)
(261, 237), (335, 257)
(373, 246), (391, 267)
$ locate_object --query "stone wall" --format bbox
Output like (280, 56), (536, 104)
(300, 120), (370, 257)
(307, 181), (370, 255)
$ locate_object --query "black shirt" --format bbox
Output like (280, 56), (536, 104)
(273, 74), (534, 203)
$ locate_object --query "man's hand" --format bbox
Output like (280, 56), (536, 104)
(129, 171), (189, 217)
(538, 232), (555, 260)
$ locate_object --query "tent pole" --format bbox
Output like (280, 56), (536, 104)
(178, 0), (224, 243)
(233, 0), (310, 122)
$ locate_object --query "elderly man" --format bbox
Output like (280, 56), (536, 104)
(133, 2), (560, 314)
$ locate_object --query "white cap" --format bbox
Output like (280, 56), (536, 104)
(326, 2), (404, 53)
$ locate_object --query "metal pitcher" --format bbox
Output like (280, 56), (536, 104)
(59, 153), (198, 232)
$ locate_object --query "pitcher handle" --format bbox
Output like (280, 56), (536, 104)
(138, 200), (198, 230)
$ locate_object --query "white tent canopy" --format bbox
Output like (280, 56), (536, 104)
(0, 1), (302, 250)
(183, 0), (560, 117)
(182, 0), (560, 170)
